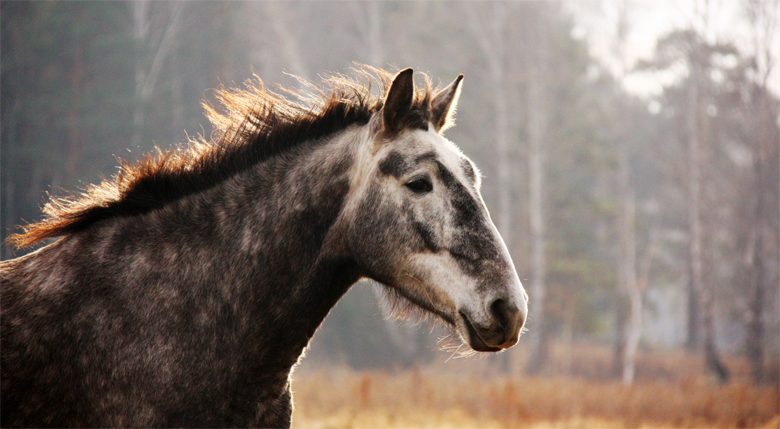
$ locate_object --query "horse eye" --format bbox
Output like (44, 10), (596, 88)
(405, 177), (433, 194)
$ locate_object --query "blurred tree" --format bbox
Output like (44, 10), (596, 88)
(518, 3), (627, 376)
(606, 0), (657, 386)
(741, 0), (780, 385)
(1, 1), (248, 261)
(1, 2), (135, 258)
(636, 26), (780, 382)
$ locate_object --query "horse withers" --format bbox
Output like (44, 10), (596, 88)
(1, 67), (528, 427)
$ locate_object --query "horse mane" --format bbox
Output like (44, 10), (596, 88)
(9, 66), (435, 248)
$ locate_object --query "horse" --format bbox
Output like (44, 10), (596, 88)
(1, 67), (528, 427)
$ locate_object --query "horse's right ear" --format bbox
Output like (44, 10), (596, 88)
(382, 68), (415, 134)
(431, 75), (463, 133)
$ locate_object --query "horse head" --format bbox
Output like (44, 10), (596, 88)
(344, 69), (528, 352)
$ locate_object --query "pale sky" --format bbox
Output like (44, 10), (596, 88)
(564, 0), (780, 99)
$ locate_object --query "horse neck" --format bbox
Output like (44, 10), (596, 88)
(206, 128), (363, 356)
(90, 127), (362, 375)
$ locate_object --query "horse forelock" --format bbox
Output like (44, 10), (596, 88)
(8, 66), (440, 248)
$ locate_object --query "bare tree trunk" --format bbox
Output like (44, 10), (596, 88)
(743, 0), (779, 385)
(561, 299), (576, 376)
(612, 301), (628, 376)
(611, 0), (638, 380)
(687, 56), (704, 355)
(621, 189), (642, 384)
(614, 156), (641, 381)
(687, 58), (728, 383)
(527, 29), (549, 374)
(746, 195), (766, 384)
(745, 86), (778, 385)
(685, 272), (701, 350)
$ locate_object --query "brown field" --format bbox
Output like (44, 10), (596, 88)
(291, 345), (779, 428)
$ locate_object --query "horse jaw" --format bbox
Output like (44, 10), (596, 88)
(402, 249), (527, 352)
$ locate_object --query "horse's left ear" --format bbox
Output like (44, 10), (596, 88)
(431, 75), (464, 133)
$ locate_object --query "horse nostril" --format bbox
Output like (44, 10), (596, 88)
(490, 297), (525, 339)
(490, 298), (511, 330)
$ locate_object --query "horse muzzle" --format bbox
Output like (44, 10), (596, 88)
(458, 297), (527, 352)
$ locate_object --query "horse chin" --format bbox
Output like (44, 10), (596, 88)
(374, 281), (456, 326)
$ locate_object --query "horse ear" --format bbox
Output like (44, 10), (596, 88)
(431, 75), (463, 133)
(382, 68), (415, 134)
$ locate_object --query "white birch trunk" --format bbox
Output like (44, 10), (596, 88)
(526, 71), (547, 373)
(525, 8), (549, 374)
(620, 187), (640, 385)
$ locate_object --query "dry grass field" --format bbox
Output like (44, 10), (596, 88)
(291, 345), (779, 428)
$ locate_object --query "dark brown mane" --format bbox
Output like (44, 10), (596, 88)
(9, 67), (435, 248)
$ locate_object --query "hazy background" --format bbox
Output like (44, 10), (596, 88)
(2, 1), (778, 418)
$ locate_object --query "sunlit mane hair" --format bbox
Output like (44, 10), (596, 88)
(9, 66), (436, 248)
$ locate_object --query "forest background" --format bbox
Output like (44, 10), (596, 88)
(2, 1), (778, 427)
